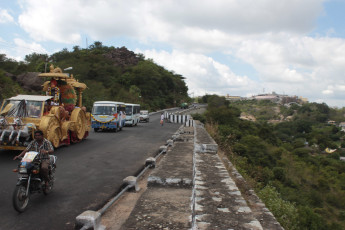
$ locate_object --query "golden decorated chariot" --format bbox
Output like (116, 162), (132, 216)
(0, 65), (91, 150)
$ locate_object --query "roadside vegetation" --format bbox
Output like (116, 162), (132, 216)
(194, 95), (345, 230)
(0, 70), (25, 101)
(0, 42), (190, 111)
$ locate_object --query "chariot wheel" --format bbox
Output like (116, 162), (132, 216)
(70, 108), (86, 140)
(47, 125), (62, 148)
(39, 116), (62, 148)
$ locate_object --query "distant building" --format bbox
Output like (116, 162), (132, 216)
(281, 95), (299, 104)
(252, 94), (280, 102)
(225, 94), (243, 101)
(328, 120), (336, 125)
(298, 96), (308, 103)
(223, 92), (308, 105)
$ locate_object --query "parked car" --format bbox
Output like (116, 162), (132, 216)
(139, 110), (149, 122)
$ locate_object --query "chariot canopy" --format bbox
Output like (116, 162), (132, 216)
(8, 95), (53, 101)
(39, 65), (87, 91)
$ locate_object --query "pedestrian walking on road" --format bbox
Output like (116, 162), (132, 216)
(160, 113), (164, 126)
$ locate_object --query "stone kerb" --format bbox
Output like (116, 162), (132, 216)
(123, 176), (140, 192)
(166, 139), (174, 146)
(75, 210), (105, 230)
(159, 145), (167, 153)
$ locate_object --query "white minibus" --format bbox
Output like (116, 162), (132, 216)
(91, 101), (126, 132)
(125, 103), (140, 126)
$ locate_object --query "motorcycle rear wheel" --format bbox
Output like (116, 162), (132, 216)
(13, 185), (29, 213)
(43, 181), (53, 195)
(43, 173), (55, 195)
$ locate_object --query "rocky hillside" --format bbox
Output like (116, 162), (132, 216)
(15, 72), (43, 93)
(103, 46), (139, 68)
(0, 43), (190, 111)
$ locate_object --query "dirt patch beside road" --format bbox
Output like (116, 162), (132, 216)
(101, 171), (150, 230)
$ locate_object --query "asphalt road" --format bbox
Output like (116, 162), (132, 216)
(0, 112), (180, 230)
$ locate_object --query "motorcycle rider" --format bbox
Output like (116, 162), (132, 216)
(13, 130), (54, 190)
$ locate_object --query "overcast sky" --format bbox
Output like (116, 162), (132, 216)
(1, 0), (345, 107)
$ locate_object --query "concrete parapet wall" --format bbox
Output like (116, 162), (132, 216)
(192, 121), (283, 229)
(221, 156), (284, 229)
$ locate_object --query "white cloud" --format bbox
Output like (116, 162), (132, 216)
(234, 33), (345, 103)
(3, 38), (48, 61)
(152, 0), (324, 34)
(322, 89), (333, 95)
(139, 49), (258, 97)
(11, 0), (345, 106)
(0, 36), (47, 61)
(18, 0), (150, 43)
(0, 9), (14, 23)
(14, 38), (47, 53)
(17, 0), (325, 44)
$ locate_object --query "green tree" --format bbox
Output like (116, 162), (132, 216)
(207, 95), (229, 108)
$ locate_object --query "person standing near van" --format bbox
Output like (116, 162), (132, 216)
(160, 113), (164, 126)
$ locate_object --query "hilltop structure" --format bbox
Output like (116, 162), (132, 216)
(225, 92), (308, 105)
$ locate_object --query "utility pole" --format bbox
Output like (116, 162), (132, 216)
(44, 58), (48, 73)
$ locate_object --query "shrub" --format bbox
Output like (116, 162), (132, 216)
(273, 167), (285, 181)
(233, 143), (247, 156)
(307, 190), (323, 207)
(327, 152), (340, 160)
(292, 138), (306, 148)
(338, 211), (345, 221)
(258, 185), (299, 230)
(317, 178), (330, 191)
(191, 113), (205, 123)
(297, 206), (327, 230)
(206, 106), (240, 125)
(338, 149), (345, 156)
(293, 148), (310, 157)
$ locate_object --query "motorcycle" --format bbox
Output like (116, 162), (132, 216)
(12, 151), (57, 212)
